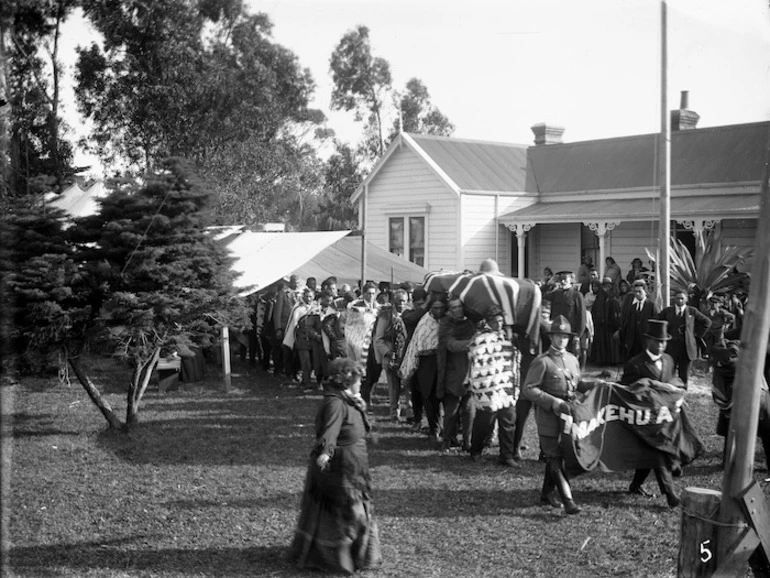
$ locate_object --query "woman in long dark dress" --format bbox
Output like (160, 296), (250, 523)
(290, 358), (382, 575)
(590, 279), (623, 365)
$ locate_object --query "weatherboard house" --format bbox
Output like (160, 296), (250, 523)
(352, 101), (766, 280)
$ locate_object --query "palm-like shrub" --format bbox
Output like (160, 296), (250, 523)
(645, 226), (753, 307)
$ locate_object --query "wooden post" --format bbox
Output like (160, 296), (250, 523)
(715, 124), (770, 573)
(679, 487), (721, 577)
(221, 326), (231, 392)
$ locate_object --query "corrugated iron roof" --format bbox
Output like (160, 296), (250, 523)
(408, 133), (529, 192)
(499, 193), (759, 224)
(525, 122), (769, 193)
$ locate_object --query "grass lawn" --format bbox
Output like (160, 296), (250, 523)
(5, 356), (768, 577)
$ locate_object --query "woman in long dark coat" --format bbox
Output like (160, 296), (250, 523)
(590, 279), (623, 365)
(289, 358), (382, 575)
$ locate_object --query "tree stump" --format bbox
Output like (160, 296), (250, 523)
(679, 487), (722, 577)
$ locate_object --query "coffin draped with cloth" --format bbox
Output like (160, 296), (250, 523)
(422, 270), (542, 349)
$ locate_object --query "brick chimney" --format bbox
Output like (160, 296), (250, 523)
(671, 90), (699, 131)
(531, 122), (565, 145)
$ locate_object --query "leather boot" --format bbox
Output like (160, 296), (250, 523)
(550, 461), (581, 515)
(539, 468), (562, 507)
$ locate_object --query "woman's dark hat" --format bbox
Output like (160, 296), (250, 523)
(548, 315), (575, 336)
(644, 319), (672, 341)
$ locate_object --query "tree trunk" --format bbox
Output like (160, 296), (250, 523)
(0, 9), (13, 199)
(68, 356), (125, 431)
(125, 348), (160, 429)
(49, 1), (63, 191)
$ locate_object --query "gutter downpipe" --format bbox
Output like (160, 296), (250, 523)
(361, 184), (368, 290)
(495, 194), (500, 264)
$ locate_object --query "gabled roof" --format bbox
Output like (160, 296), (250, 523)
(525, 121), (769, 193)
(353, 121), (769, 211)
(351, 132), (529, 202)
(408, 133), (529, 192)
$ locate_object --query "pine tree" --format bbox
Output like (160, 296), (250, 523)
(72, 158), (249, 428)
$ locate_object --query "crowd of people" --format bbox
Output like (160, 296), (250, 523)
(537, 254), (746, 386)
(259, 258), (756, 575)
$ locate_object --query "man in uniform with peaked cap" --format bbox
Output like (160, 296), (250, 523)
(523, 315), (587, 515)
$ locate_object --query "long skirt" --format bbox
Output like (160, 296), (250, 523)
(289, 443), (382, 575)
(591, 323), (622, 365)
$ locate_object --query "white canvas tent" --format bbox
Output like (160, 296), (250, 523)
(46, 181), (107, 218)
(225, 230), (430, 296)
(226, 230), (350, 295)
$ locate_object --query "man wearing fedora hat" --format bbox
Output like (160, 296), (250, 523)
(523, 315), (588, 515)
(620, 319), (682, 508)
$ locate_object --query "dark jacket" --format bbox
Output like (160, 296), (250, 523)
(620, 298), (660, 356)
(273, 287), (297, 334)
(437, 315), (476, 398)
(657, 305), (711, 360)
(295, 311), (323, 351)
(545, 288), (586, 337)
(620, 351), (677, 385)
(321, 311), (347, 360)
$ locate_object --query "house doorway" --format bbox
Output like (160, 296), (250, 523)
(672, 221), (697, 261)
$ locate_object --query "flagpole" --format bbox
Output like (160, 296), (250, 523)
(659, 0), (671, 309)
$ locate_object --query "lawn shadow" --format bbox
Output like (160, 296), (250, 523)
(9, 539), (322, 578)
(11, 411), (82, 438)
(93, 388), (319, 467)
(374, 487), (561, 518)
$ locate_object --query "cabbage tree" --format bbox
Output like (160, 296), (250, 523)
(645, 226), (753, 307)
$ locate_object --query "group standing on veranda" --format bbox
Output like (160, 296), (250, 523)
(254, 256), (755, 575)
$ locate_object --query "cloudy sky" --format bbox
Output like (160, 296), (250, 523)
(60, 0), (770, 171)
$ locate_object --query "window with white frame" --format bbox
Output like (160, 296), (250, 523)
(389, 216), (425, 267)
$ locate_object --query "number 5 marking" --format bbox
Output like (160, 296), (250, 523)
(700, 539), (713, 564)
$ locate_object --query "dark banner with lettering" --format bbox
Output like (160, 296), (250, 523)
(561, 378), (704, 473)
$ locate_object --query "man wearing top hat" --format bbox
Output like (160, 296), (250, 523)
(657, 289), (711, 388)
(523, 315), (590, 515)
(620, 319), (682, 508)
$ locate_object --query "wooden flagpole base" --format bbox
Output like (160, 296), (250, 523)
(679, 487), (721, 577)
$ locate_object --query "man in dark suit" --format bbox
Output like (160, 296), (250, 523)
(657, 289), (711, 388)
(543, 272), (586, 360)
(620, 319), (681, 508)
(619, 279), (659, 361)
